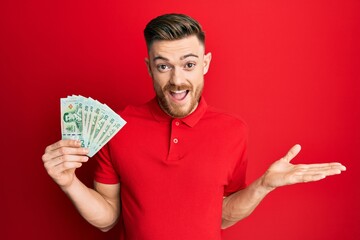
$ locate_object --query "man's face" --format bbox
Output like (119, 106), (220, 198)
(146, 35), (212, 118)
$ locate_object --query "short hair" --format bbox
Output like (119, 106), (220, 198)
(144, 13), (205, 50)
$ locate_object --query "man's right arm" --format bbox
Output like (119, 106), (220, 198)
(42, 139), (120, 232)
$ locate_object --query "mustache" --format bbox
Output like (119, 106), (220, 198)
(163, 83), (192, 92)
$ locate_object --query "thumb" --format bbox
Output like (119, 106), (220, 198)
(282, 144), (301, 163)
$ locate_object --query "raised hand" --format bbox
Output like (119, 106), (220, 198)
(42, 139), (89, 189)
(261, 144), (346, 191)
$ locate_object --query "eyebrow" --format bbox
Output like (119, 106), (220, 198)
(153, 56), (169, 62)
(181, 53), (199, 60)
(152, 53), (199, 62)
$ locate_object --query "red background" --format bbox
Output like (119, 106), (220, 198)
(1, 0), (359, 239)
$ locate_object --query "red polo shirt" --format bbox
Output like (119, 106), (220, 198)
(94, 97), (248, 240)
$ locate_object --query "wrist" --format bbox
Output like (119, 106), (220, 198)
(61, 176), (81, 194)
(259, 173), (276, 193)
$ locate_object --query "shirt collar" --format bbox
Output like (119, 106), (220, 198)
(149, 97), (208, 128)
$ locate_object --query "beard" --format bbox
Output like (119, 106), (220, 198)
(155, 81), (203, 118)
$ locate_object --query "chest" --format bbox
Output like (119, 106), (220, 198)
(108, 117), (236, 192)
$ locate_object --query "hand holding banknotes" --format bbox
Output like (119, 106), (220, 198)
(42, 95), (126, 188)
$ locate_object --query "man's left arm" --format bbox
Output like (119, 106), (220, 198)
(221, 144), (346, 229)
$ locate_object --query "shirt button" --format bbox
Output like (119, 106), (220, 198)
(175, 121), (180, 126)
(173, 138), (178, 144)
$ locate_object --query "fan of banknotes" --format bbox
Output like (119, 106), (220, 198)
(60, 95), (126, 157)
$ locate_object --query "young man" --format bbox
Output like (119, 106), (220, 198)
(42, 14), (346, 240)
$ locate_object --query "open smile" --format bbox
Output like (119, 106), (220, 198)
(169, 90), (190, 102)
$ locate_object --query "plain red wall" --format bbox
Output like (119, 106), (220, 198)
(1, 0), (359, 239)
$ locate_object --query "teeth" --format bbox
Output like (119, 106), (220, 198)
(170, 89), (188, 101)
(171, 90), (187, 94)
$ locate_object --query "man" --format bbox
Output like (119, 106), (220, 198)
(42, 14), (346, 239)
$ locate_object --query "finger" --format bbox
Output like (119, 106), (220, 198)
(44, 155), (89, 170)
(294, 162), (346, 171)
(45, 139), (82, 153)
(48, 161), (83, 176)
(291, 167), (345, 184)
(43, 146), (89, 162)
(283, 144), (301, 163)
(291, 174), (327, 183)
(52, 146), (89, 159)
(56, 161), (83, 172)
(294, 168), (343, 177)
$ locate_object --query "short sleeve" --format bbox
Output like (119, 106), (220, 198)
(223, 122), (248, 196)
(93, 143), (120, 184)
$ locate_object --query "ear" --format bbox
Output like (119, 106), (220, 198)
(203, 52), (212, 75)
(145, 58), (153, 77)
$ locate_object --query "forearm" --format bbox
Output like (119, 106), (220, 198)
(221, 175), (273, 229)
(61, 177), (119, 231)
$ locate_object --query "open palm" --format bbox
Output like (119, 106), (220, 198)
(262, 144), (346, 190)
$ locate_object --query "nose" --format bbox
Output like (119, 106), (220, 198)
(170, 67), (186, 86)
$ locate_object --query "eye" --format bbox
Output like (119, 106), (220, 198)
(184, 62), (196, 70)
(156, 64), (171, 72)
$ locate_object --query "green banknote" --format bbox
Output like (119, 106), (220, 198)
(61, 97), (84, 146)
(88, 113), (126, 157)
